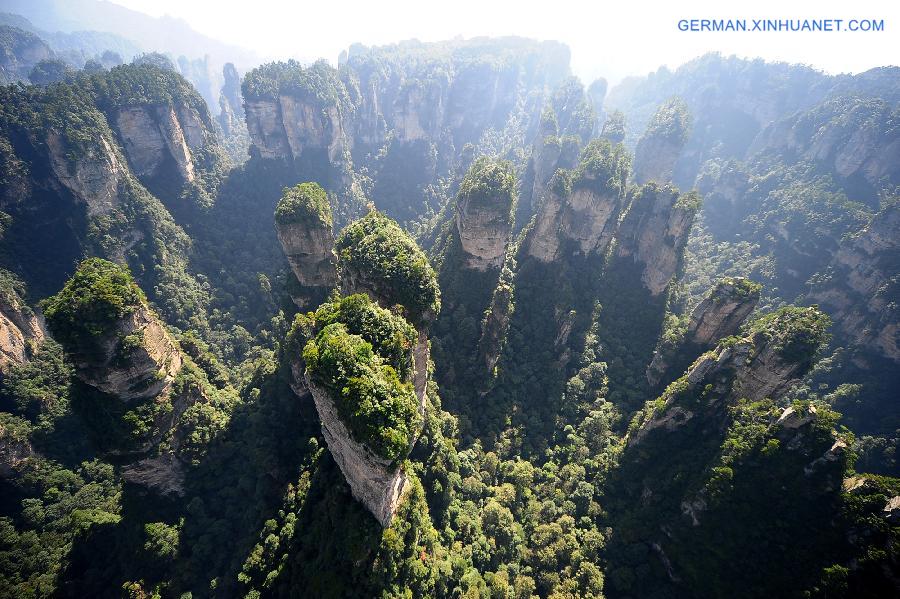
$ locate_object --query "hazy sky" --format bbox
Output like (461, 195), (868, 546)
(109, 0), (897, 83)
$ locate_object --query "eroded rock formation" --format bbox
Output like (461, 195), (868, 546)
(0, 288), (45, 373)
(632, 98), (691, 185)
(299, 330), (428, 527)
(74, 303), (182, 402)
(808, 204), (900, 362)
(615, 183), (700, 296)
(527, 141), (630, 263)
(632, 306), (829, 446)
(286, 293), (432, 527)
(244, 74), (349, 164)
(46, 131), (123, 217)
(647, 277), (761, 386)
(275, 183), (338, 306)
(113, 103), (206, 185)
(750, 96), (900, 194)
(455, 158), (515, 271)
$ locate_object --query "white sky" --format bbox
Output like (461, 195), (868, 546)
(109, 0), (898, 83)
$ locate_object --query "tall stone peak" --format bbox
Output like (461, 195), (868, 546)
(455, 157), (516, 271)
(286, 294), (428, 526)
(808, 203), (900, 362)
(632, 305), (830, 446)
(242, 60), (351, 163)
(526, 139), (631, 263)
(686, 277), (761, 346)
(615, 182), (701, 296)
(632, 97), (691, 185)
(89, 63), (223, 194)
(647, 277), (761, 386)
(275, 182), (338, 307)
(334, 210), (441, 327)
(43, 258), (182, 403)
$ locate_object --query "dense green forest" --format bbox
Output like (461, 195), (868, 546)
(0, 21), (898, 599)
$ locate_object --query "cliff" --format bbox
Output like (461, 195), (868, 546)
(243, 60), (350, 163)
(632, 306), (830, 446)
(275, 182), (338, 306)
(632, 98), (691, 185)
(217, 62), (243, 137)
(524, 81), (595, 215)
(647, 277), (761, 386)
(242, 40), (570, 222)
(87, 64), (224, 200)
(454, 158), (516, 271)
(0, 25), (52, 84)
(113, 104), (200, 185)
(808, 203), (900, 363)
(46, 131), (124, 218)
(0, 283), (46, 373)
(615, 183), (700, 296)
(750, 96), (900, 199)
(526, 139), (630, 263)
(286, 293), (429, 526)
(43, 258), (182, 403)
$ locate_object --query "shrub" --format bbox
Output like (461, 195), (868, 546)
(303, 323), (420, 462)
(275, 182), (333, 228)
(335, 211), (440, 325)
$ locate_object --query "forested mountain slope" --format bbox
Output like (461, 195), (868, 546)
(0, 38), (898, 599)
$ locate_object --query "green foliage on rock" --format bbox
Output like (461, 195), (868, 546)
(312, 294), (417, 380)
(457, 157), (516, 212)
(242, 59), (350, 107)
(42, 258), (145, 348)
(274, 182), (333, 228)
(303, 323), (420, 462)
(335, 210), (440, 325)
(747, 305), (831, 364)
(573, 138), (631, 198)
(643, 97), (692, 143)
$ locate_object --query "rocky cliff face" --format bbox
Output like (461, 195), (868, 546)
(245, 95), (348, 163)
(0, 290), (45, 373)
(46, 131), (123, 217)
(455, 161), (516, 271)
(615, 183), (700, 296)
(0, 25), (52, 84)
(633, 136), (683, 185)
(808, 204), (900, 362)
(686, 277), (761, 345)
(275, 183), (339, 307)
(276, 221), (337, 293)
(749, 96), (900, 196)
(632, 99), (691, 185)
(113, 103), (205, 185)
(633, 306), (828, 446)
(287, 297), (431, 527)
(217, 63), (245, 138)
(297, 330), (428, 527)
(647, 277), (760, 386)
(71, 305), (183, 402)
(527, 172), (625, 263)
